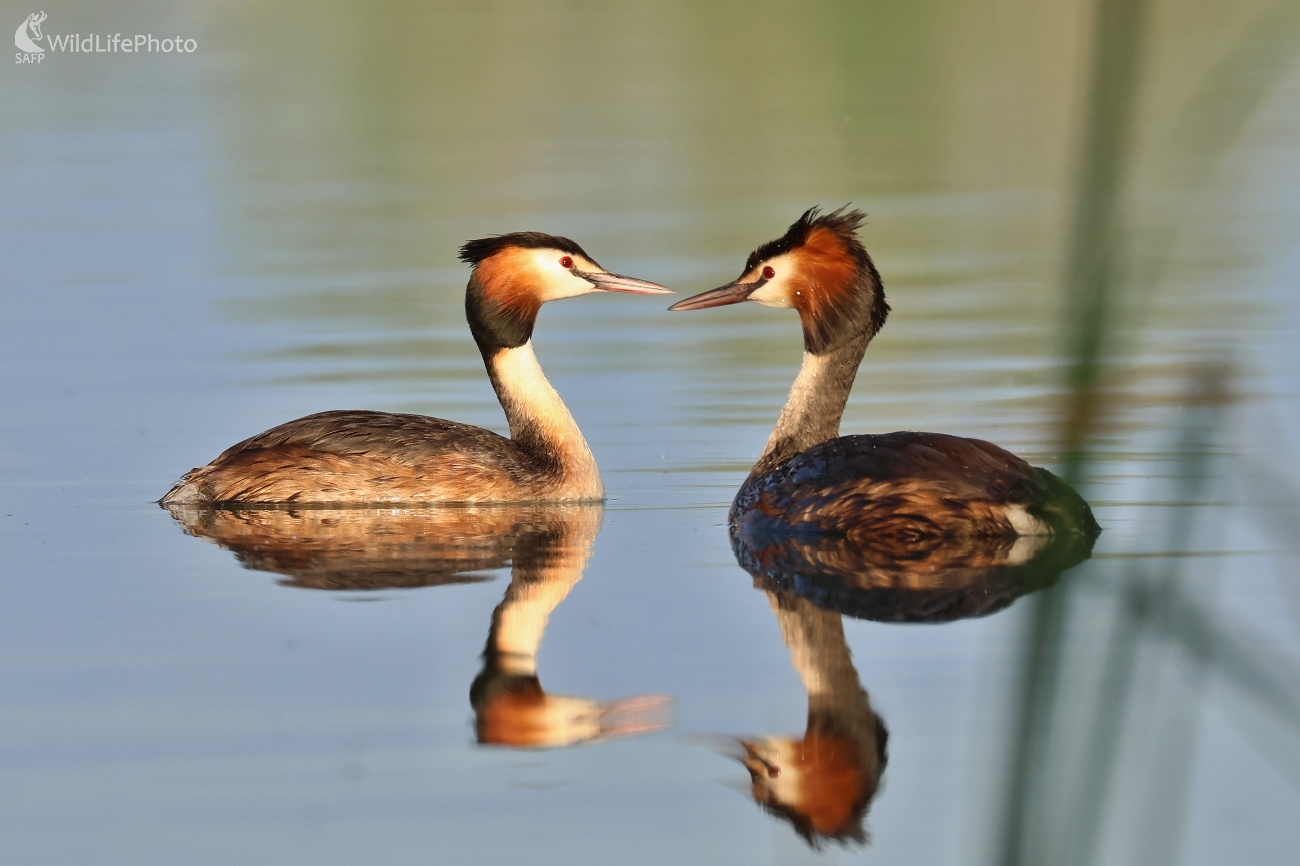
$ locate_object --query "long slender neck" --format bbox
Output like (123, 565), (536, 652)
(752, 330), (871, 477)
(483, 343), (601, 491)
(465, 275), (601, 496)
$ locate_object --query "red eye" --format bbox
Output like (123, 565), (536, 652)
(560, 256), (574, 269)
(761, 265), (776, 280)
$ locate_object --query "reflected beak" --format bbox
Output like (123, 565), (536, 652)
(667, 279), (760, 311)
(580, 270), (674, 295)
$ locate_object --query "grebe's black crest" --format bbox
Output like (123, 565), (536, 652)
(779, 206), (888, 355)
(743, 206), (867, 274)
(693, 205), (888, 355)
(459, 232), (592, 267)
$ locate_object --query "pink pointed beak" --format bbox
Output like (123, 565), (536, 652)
(579, 269), (674, 295)
(668, 279), (760, 310)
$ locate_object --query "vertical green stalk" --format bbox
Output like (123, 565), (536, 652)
(1058, 0), (1147, 483)
(995, 0), (1147, 864)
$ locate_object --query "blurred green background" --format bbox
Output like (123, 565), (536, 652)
(2, 1), (1299, 864)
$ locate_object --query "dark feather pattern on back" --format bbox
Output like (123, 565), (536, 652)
(731, 431), (1100, 539)
(213, 410), (516, 466)
(162, 410), (568, 504)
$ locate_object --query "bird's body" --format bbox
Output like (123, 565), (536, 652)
(162, 233), (670, 506)
(162, 407), (583, 505)
(732, 431), (1095, 541)
(671, 207), (1098, 539)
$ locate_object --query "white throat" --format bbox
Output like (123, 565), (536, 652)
(494, 343), (579, 439)
(489, 341), (602, 496)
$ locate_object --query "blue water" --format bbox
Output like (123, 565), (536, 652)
(3, 2), (1300, 864)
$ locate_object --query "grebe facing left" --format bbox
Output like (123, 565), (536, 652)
(670, 207), (1098, 541)
(162, 233), (671, 506)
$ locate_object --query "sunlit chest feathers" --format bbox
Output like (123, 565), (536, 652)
(459, 231), (671, 354)
(670, 207), (890, 355)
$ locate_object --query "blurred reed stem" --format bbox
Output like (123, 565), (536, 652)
(997, 0), (1148, 863)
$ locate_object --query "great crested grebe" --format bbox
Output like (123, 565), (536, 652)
(670, 207), (1099, 539)
(161, 233), (671, 505)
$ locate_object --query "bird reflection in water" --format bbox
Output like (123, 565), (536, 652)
(720, 526), (1096, 846)
(163, 502), (671, 748)
(733, 523), (1097, 624)
(730, 584), (888, 848)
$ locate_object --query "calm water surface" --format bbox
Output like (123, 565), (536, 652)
(3, 2), (1299, 864)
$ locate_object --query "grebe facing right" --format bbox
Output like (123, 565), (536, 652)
(162, 233), (671, 506)
(670, 207), (1098, 541)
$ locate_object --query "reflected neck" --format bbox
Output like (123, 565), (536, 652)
(763, 588), (885, 822)
(752, 332), (870, 476)
(484, 544), (593, 676)
(487, 570), (582, 677)
(766, 589), (863, 702)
